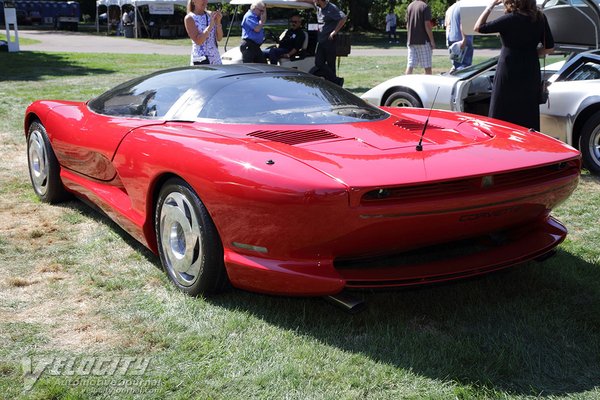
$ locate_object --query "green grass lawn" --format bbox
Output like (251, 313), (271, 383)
(1, 51), (599, 400)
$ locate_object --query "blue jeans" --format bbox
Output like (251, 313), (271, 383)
(263, 47), (291, 64)
(448, 37), (474, 69)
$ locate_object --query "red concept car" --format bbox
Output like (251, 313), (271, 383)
(25, 65), (581, 300)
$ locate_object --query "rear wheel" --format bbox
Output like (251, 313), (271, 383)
(27, 121), (69, 203)
(580, 111), (600, 175)
(155, 178), (228, 296)
(384, 90), (423, 108)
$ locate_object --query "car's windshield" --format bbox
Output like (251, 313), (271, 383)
(196, 75), (387, 124)
(88, 69), (388, 124)
(448, 57), (499, 80)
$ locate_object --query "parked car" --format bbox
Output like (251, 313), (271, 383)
(25, 65), (580, 304)
(362, 0), (600, 174)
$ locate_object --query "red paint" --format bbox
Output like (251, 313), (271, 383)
(25, 101), (581, 296)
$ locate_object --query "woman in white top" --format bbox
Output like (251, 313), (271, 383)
(184, 0), (223, 65)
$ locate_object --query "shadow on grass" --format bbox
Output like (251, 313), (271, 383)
(50, 178), (599, 397)
(61, 194), (600, 396)
(208, 251), (600, 396)
(56, 199), (158, 265)
(0, 51), (115, 82)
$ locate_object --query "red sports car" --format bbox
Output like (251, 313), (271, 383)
(25, 65), (580, 303)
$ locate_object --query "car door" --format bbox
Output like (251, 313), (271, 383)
(542, 0), (600, 52)
(541, 52), (600, 143)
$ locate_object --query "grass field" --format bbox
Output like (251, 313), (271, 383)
(1, 51), (600, 399)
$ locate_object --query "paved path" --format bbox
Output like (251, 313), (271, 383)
(17, 29), (500, 57)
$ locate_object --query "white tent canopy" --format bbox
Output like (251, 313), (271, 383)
(96, 0), (225, 37)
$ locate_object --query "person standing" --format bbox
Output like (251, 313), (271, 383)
(474, 0), (554, 130)
(240, 0), (267, 63)
(297, 0), (347, 86)
(385, 9), (398, 43)
(447, 0), (474, 71)
(444, 2), (456, 47)
(406, 0), (436, 75)
(184, 0), (223, 65)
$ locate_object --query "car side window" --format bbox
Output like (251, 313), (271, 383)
(566, 62), (600, 81)
(88, 69), (214, 118)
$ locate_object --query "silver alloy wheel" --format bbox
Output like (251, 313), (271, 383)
(159, 191), (203, 287)
(28, 129), (49, 197)
(389, 97), (415, 107)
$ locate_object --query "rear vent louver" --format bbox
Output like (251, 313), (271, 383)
(394, 118), (443, 131)
(247, 129), (341, 146)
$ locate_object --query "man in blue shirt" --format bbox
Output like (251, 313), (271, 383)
(241, 0), (267, 63)
(298, 0), (347, 86)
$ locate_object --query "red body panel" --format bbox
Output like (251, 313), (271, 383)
(25, 101), (581, 296)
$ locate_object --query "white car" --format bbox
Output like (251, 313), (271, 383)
(362, 0), (600, 174)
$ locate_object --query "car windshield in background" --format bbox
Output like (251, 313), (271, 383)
(449, 57), (499, 80)
(88, 68), (387, 125)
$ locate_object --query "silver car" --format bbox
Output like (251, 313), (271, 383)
(361, 0), (600, 174)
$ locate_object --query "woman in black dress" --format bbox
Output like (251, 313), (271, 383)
(474, 0), (554, 130)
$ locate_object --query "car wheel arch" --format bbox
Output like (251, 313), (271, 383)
(572, 103), (600, 149)
(382, 86), (423, 108)
(24, 113), (42, 138)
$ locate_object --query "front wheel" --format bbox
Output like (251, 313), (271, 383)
(27, 121), (69, 203)
(155, 178), (228, 296)
(580, 111), (600, 175)
(384, 90), (423, 108)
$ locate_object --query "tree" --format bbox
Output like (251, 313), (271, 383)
(340, 0), (451, 31)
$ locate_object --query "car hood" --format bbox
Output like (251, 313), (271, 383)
(214, 108), (579, 188)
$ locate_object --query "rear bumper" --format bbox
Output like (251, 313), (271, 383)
(224, 216), (567, 296)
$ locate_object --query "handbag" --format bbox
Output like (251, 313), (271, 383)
(539, 17), (550, 104)
(539, 79), (549, 104)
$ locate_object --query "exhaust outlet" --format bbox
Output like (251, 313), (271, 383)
(325, 291), (366, 314)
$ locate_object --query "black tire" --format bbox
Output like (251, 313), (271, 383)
(384, 90), (423, 108)
(580, 111), (600, 175)
(155, 178), (228, 296)
(27, 121), (70, 203)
